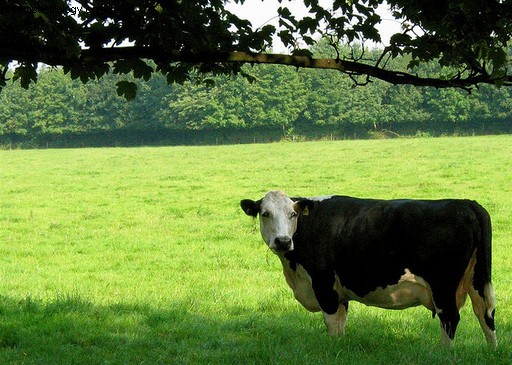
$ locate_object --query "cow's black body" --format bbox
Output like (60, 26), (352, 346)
(287, 197), (491, 318)
(241, 191), (497, 346)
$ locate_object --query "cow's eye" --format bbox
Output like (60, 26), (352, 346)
(290, 211), (298, 218)
(261, 211), (269, 218)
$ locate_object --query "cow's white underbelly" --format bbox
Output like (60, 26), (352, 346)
(280, 256), (434, 313)
(339, 269), (435, 311)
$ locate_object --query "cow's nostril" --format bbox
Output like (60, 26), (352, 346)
(274, 236), (292, 251)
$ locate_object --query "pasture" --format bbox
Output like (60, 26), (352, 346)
(0, 135), (511, 364)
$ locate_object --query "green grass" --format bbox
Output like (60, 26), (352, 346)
(0, 135), (511, 364)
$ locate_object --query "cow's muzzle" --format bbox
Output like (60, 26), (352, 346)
(273, 236), (293, 253)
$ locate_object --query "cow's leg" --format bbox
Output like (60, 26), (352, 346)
(437, 308), (460, 346)
(468, 283), (497, 348)
(310, 270), (339, 314)
(323, 302), (348, 336)
(433, 289), (461, 346)
(309, 269), (342, 334)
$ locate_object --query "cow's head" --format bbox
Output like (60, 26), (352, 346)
(240, 191), (313, 254)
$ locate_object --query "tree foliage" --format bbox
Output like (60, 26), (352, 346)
(1, 46), (511, 147)
(0, 0), (511, 96)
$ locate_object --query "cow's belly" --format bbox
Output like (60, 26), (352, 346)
(281, 257), (434, 313)
(338, 269), (435, 311)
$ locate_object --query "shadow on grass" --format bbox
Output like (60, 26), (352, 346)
(0, 295), (509, 365)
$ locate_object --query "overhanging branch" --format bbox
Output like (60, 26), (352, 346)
(2, 45), (510, 89)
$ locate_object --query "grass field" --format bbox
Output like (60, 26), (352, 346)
(1, 135), (511, 364)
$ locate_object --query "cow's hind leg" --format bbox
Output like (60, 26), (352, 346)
(468, 283), (497, 348)
(437, 308), (460, 346)
(323, 302), (348, 336)
(433, 290), (461, 346)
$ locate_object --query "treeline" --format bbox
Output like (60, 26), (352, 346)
(1, 45), (512, 148)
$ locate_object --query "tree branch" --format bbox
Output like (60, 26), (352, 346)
(1, 45), (510, 89)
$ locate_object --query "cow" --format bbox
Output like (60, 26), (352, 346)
(240, 190), (497, 347)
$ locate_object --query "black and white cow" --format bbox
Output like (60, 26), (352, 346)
(241, 190), (497, 347)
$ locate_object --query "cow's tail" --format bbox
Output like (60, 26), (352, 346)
(471, 202), (492, 297)
(469, 201), (497, 347)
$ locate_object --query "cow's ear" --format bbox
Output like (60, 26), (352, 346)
(294, 199), (314, 216)
(240, 199), (261, 217)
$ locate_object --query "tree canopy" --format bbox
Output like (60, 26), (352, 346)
(2, 47), (511, 148)
(1, 0), (511, 98)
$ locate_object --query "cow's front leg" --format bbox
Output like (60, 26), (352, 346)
(310, 270), (343, 334)
(323, 302), (348, 336)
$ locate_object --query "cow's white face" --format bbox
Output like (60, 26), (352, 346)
(241, 191), (311, 253)
(258, 191), (299, 253)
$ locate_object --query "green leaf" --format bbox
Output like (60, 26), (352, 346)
(292, 49), (313, 57)
(113, 60), (134, 75)
(390, 33), (411, 46)
(116, 81), (137, 101)
(113, 59), (153, 80)
(132, 61), (153, 81)
(166, 65), (190, 85)
(278, 30), (295, 48)
(407, 59), (420, 69)
(240, 71), (258, 84)
(298, 17), (318, 34)
(13, 65), (37, 89)
(92, 63), (110, 79)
